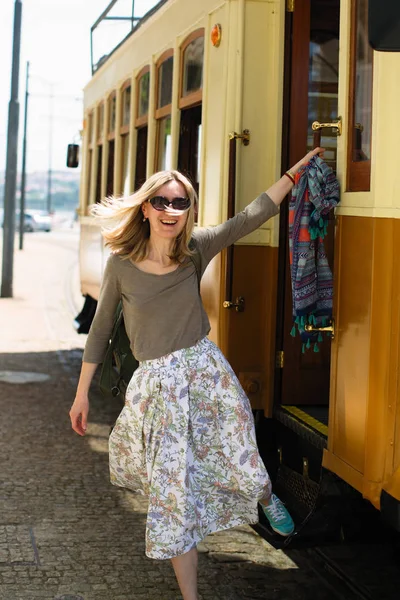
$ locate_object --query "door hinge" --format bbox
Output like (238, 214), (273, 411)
(287, 0), (295, 12)
(276, 350), (284, 369)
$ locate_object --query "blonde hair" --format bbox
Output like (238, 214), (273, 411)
(91, 170), (197, 263)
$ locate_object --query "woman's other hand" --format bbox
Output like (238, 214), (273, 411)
(69, 395), (89, 436)
(266, 147), (326, 207)
(291, 147), (325, 175)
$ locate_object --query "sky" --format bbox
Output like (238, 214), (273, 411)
(0, 0), (157, 175)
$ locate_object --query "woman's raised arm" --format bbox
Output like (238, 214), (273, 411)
(193, 147), (324, 263)
(266, 147), (323, 207)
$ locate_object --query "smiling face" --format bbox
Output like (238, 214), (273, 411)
(141, 180), (190, 241)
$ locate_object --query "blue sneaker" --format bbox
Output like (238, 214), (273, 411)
(260, 494), (295, 536)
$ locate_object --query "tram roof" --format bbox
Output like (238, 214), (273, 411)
(91, 0), (170, 75)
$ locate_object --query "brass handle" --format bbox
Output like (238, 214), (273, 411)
(228, 129), (250, 146)
(304, 319), (335, 340)
(312, 117), (342, 136)
(223, 296), (245, 312)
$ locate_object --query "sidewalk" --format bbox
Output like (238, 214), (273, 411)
(0, 233), (333, 600)
(0, 230), (84, 354)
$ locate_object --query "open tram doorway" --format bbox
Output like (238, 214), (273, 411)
(276, 0), (340, 437)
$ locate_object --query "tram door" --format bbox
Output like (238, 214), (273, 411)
(280, 0), (340, 407)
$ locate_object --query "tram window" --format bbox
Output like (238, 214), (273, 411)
(307, 5), (340, 173)
(347, 0), (373, 191)
(106, 92), (117, 197)
(121, 134), (130, 196)
(109, 94), (117, 134)
(106, 140), (115, 197)
(182, 36), (204, 97)
(88, 112), (94, 145)
(135, 68), (150, 189)
(178, 105), (202, 196)
(157, 116), (172, 172)
(120, 82), (131, 195)
(98, 103), (105, 138)
(138, 71), (150, 119)
(180, 30), (204, 110)
(155, 52), (173, 170)
(86, 111), (94, 207)
(95, 145), (103, 203)
(86, 149), (92, 204)
(122, 86), (131, 128)
(135, 126), (148, 190)
(95, 102), (104, 204)
(158, 56), (173, 109)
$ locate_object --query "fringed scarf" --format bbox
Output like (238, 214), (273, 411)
(288, 155), (340, 353)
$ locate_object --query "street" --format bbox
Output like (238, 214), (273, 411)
(0, 229), (399, 600)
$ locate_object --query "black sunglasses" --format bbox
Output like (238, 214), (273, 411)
(148, 196), (191, 212)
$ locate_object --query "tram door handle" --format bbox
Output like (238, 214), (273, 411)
(311, 117), (342, 150)
(304, 318), (335, 340)
(312, 117), (342, 136)
(223, 297), (245, 312)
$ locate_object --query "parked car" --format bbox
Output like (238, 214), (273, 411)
(1, 210), (52, 233)
(18, 210), (52, 232)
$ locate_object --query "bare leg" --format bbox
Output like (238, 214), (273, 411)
(259, 492), (272, 507)
(171, 547), (198, 600)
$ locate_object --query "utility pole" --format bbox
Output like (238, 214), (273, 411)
(1, 0), (23, 298)
(46, 84), (54, 214)
(19, 60), (29, 251)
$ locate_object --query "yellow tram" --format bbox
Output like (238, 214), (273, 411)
(74, 0), (400, 533)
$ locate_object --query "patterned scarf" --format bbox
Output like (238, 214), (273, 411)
(288, 156), (340, 353)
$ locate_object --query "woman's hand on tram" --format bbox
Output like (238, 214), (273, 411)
(266, 147), (325, 206)
(69, 394), (89, 436)
(290, 146), (325, 175)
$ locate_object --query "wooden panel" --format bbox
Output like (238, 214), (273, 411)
(224, 245), (278, 414)
(322, 450), (364, 496)
(329, 216), (400, 507)
(331, 215), (373, 474)
(392, 220), (400, 480)
(365, 218), (395, 485)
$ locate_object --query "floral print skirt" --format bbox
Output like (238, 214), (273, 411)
(108, 337), (271, 559)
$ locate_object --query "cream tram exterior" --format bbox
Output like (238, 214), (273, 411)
(76, 0), (400, 531)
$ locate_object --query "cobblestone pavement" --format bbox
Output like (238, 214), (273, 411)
(0, 231), (364, 600)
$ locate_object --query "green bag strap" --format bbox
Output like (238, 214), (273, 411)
(99, 302), (124, 398)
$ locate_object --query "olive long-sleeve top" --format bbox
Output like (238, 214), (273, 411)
(82, 192), (279, 364)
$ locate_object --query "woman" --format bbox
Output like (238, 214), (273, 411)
(70, 147), (322, 600)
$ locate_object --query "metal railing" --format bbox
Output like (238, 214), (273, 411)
(90, 0), (167, 74)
